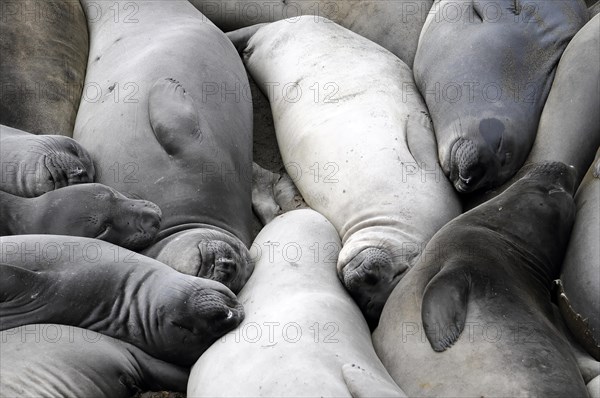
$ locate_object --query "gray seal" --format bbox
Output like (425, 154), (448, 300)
(74, 0), (254, 294)
(373, 162), (588, 396)
(558, 148), (600, 361)
(0, 183), (162, 251)
(0, 235), (244, 367)
(414, 0), (588, 192)
(0, 0), (89, 135)
(0, 324), (188, 397)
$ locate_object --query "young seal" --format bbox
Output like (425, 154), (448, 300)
(414, 0), (588, 193)
(0, 184), (162, 251)
(188, 210), (406, 397)
(73, 0), (254, 293)
(0, 0), (89, 136)
(558, 148), (600, 361)
(0, 325), (188, 397)
(0, 124), (94, 197)
(373, 162), (588, 396)
(230, 16), (461, 326)
(0, 235), (244, 367)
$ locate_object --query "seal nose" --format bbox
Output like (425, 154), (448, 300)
(139, 203), (162, 231)
(452, 139), (485, 191)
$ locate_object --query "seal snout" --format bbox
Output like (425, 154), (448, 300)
(197, 239), (251, 294)
(185, 281), (245, 335)
(450, 139), (488, 193)
(524, 162), (578, 196)
(340, 247), (409, 328)
(137, 202), (162, 232)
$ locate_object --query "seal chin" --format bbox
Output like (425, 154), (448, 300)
(339, 247), (409, 329)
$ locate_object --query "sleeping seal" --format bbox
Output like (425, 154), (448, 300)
(373, 162), (588, 396)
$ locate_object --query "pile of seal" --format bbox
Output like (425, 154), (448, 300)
(1, 0), (598, 397)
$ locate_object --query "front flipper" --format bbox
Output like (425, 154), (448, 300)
(252, 162), (308, 226)
(342, 363), (407, 397)
(226, 24), (269, 55)
(148, 78), (204, 156)
(252, 162), (282, 225)
(421, 266), (471, 352)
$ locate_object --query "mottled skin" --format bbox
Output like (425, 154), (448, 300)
(188, 210), (405, 397)
(74, 1), (254, 293)
(0, 184), (162, 251)
(0, 235), (244, 367)
(0, 325), (188, 397)
(558, 148), (600, 360)
(373, 162), (588, 396)
(414, 0), (588, 193)
(190, 0), (433, 66)
(0, 0), (88, 136)
(231, 17), (461, 327)
(0, 124), (94, 197)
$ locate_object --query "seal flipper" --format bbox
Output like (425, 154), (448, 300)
(148, 78), (203, 156)
(421, 267), (470, 352)
(342, 363), (407, 397)
(226, 24), (269, 55)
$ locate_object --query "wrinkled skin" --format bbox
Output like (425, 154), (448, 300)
(1, 325), (189, 397)
(1, 124), (94, 197)
(0, 235), (244, 366)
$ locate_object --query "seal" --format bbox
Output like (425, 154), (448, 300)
(526, 14), (600, 189)
(0, 183), (162, 251)
(460, 14), (600, 210)
(0, 124), (95, 197)
(188, 209), (406, 397)
(413, 0), (588, 193)
(557, 148), (600, 361)
(372, 162), (588, 396)
(73, 0), (254, 293)
(190, 0), (433, 66)
(0, 0), (88, 136)
(234, 16), (461, 326)
(0, 234), (245, 367)
(0, 324), (188, 397)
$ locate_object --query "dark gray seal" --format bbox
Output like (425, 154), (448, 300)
(0, 183), (162, 251)
(74, 0), (254, 294)
(414, 0), (588, 193)
(373, 162), (588, 396)
(0, 124), (94, 197)
(0, 235), (244, 366)
(0, 324), (188, 397)
(0, 0), (89, 136)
